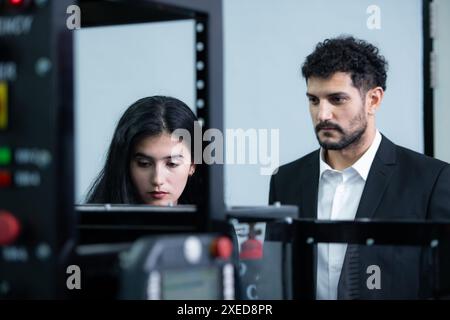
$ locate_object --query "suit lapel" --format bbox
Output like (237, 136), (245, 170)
(302, 136), (398, 221)
(300, 150), (320, 219)
(354, 136), (397, 220)
(299, 150), (320, 297)
(338, 135), (397, 299)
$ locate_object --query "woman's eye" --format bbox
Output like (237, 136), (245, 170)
(137, 161), (151, 167)
(167, 162), (180, 168)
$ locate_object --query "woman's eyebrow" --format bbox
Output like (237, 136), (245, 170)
(134, 152), (184, 160)
(134, 152), (153, 160)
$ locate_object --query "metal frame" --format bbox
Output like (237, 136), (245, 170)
(290, 220), (450, 299)
(151, 0), (225, 225)
(423, 0), (435, 156)
(76, 0), (225, 230)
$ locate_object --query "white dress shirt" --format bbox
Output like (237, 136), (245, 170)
(316, 130), (382, 300)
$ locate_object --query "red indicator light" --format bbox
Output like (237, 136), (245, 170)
(0, 211), (21, 245)
(7, 0), (31, 8)
(0, 170), (12, 187)
(9, 0), (24, 5)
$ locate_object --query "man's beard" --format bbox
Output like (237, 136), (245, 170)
(315, 113), (367, 150)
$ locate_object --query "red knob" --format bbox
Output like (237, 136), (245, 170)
(211, 236), (233, 259)
(239, 238), (263, 260)
(0, 211), (21, 246)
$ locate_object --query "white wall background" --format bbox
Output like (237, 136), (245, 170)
(75, 20), (196, 203)
(434, 0), (450, 163)
(223, 0), (424, 206)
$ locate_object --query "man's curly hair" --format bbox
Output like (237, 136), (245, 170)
(301, 36), (388, 93)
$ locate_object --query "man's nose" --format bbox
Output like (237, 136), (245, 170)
(317, 102), (333, 122)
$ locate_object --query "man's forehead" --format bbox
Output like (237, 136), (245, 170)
(306, 72), (356, 94)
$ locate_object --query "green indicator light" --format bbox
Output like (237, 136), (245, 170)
(0, 147), (12, 165)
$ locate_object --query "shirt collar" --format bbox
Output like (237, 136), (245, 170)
(319, 130), (382, 181)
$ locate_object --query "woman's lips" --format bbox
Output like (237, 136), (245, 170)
(149, 191), (168, 199)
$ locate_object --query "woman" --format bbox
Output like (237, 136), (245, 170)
(86, 96), (201, 205)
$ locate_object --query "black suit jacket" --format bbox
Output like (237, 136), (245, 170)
(269, 135), (450, 299)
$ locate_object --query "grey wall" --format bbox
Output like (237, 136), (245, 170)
(223, 0), (424, 206)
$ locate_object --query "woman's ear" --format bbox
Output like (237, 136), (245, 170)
(189, 164), (196, 176)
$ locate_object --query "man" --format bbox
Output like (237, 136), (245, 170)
(269, 36), (450, 299)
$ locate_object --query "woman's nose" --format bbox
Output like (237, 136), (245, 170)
(150, 166), (164, 186)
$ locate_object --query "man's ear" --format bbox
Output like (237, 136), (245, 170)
(366, 87), (384, 115)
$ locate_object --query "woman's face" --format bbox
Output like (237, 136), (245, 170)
(129, 133), (195, 205)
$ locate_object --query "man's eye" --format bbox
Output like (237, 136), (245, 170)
(309, 97), (319, 105)
(331, 96), (346, 104)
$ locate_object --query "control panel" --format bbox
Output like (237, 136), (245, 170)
(120, 234), (236, 300)
(0, 0), (74, 298)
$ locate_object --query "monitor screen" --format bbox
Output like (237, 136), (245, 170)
(162, 267), (220, 300)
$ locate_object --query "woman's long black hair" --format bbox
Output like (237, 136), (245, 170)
(86, 96), (201, 204)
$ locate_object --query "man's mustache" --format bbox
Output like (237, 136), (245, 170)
(315, 121), (343, 133)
